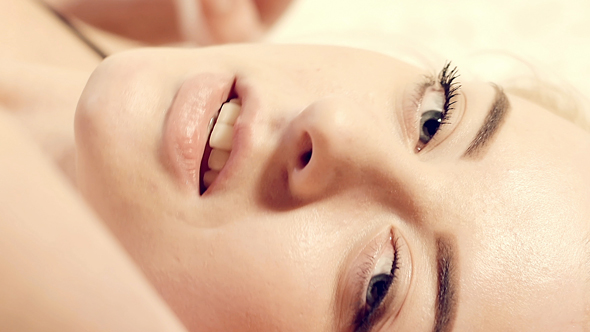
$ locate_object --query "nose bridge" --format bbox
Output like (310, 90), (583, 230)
(285, 97), (384, 201)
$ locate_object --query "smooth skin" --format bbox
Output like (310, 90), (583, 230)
(0, 0), (283, 331)
(74, 45), (590, 332)
(0, 1), (189, 330)
(2, 0), (589, 330)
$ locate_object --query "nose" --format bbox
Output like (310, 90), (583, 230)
(283, 97), (381, 201)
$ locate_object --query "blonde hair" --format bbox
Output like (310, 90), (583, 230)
(460, 52), (590, 132)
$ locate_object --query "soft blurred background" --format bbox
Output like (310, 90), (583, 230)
(266, 0), (590, 99)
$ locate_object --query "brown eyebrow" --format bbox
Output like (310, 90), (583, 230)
(433, 236), (459, 332)
(462, 85), (510, 158)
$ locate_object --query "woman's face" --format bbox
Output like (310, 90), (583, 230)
(75, 45), (590, 332)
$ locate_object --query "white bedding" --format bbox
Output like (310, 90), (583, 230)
(267, 0), (590, 99)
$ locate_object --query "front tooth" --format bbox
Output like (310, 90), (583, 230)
(217, 102), (241, 125)
(210, 123), (234, 150)
(203, 170), (219, 188)
(208, 148), (230, 171)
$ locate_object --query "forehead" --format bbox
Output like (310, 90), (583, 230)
(425, 95), (590, 330)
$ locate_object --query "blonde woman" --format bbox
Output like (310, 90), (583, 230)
(2, 1), (589, 331)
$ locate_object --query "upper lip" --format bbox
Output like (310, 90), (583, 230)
(162, 72), (235, 192)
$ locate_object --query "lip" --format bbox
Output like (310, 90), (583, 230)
(163, 72), (235, 191)
(201, 77), (257, 195)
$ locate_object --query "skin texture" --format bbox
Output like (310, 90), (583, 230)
(75, 45), (590, 332)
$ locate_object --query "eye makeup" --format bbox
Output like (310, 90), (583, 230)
(346, 228), (410, 332)
(405, 63), (462, 153)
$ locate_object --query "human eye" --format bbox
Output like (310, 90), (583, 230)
(353, 232), (401, 332)
(414, 63), (461, 152)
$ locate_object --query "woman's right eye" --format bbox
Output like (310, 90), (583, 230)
(419, 110), (444, 145)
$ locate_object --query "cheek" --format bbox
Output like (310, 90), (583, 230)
(75, 56), (184, 231)
(145, 223), (336, 332)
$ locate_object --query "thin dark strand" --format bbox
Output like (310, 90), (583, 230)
(439, 62), (462, 115)
(38, 0), (108, 59)
(437, 62), (462, 129)
(391, 237), (401, 276)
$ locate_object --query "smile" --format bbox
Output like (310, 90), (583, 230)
(199, 98), (242, 194)
(162, 73), (235, 194)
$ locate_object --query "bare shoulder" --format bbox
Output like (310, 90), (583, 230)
(0, 111), (188, 332)
(0, 59), (90, 184)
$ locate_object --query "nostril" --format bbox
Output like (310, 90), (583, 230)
(296, 132), (313, 170)
(299, 149), (312, 168)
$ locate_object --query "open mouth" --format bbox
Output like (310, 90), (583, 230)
(199, 97), (242, 195)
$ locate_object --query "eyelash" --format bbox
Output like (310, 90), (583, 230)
(414, 62), (462, 152)
(354, 235), (401, 332)
(438, 62), (461, 120)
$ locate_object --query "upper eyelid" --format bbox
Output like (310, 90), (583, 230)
(399, 76), (436, 151)
(407, 80), (444, 142)
(414, 76), (437, 106)
(408, 74), (446, 120)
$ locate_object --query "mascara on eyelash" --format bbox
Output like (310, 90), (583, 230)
(439, 62), (462, 116)
(415, 62), (462, 152)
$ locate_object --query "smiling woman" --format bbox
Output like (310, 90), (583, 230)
(2, 1), (590, 332)
(70, 45), (590, 332)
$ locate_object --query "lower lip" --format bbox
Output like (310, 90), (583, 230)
(163, 73), (234, 191)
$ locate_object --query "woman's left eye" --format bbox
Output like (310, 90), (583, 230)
(357, 237), (399, 327)
(414, 63), (461, 152)
(415, 88), (449, 151)
(351, 231), (410, 332)
(366, 270), (393, 309)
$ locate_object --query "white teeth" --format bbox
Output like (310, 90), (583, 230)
(203, 170), (219, 188)
(209, 122), (234, 150)
(217, 100), (241, 125)
(203, 100), (242, 190)
(208, 148), (230, 171)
